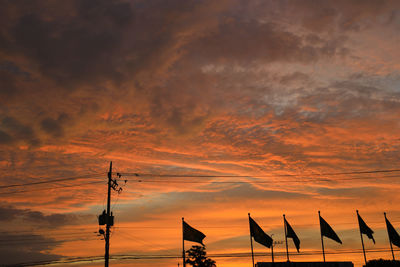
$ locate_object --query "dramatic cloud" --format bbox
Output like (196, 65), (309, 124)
(0, 0), (399, 266)
(0, 233), (61, 266)
(0, 116), (39, 146)
(0, 205), (84, 228)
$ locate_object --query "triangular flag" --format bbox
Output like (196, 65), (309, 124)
(183, 220), (206, 245)
(357, 212), (375, 244)
(319, 214), (342, 244)
(385, 215), (400, 248)
(285, 217), (300, 252)
(249, 215), (273, 248)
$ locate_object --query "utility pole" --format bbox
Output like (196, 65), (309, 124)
(97, 162), (125, 267)
(105, 161), (112, 267)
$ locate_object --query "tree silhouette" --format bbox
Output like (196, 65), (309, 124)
(185, 245), (216, 267)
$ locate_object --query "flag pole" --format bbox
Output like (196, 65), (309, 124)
(357, 210), (367, 265)
(271, 234), (274, 263)
(248, 213), (255, 267)
(319, 211), (326, 262)
(384, 212), (395, 261)
(283, 214), (289, 262)
(182, 217), (186, 267)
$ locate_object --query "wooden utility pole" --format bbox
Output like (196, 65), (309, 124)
(98, 161), (124, 266)
(105, 161), (112, 267)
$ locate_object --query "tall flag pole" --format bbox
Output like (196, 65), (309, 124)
(319, 211), (326, 262)
(271, 236), (274, 263)
(384, 212), (400, 260)
(182, 218), (206, 267)
(249, 213), (273, 266)
(385, 212), (395, 260)
(248, 213), (255, 267)
(319, 211), (342, 262)
(182, 217), (185, 267)
(283, 214), (289, 262)
(284, 214), (300, 261)
(357, 210), (375, 265)
(358, 211), (367, 265)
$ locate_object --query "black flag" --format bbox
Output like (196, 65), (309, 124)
(319, 215), (342, 244)
(357, 212), (375, 244)
(183, 220), (206, 245)
(385, 216), (400, 248)
(249, 215), (273, 248)
(285, 218), (300, 252)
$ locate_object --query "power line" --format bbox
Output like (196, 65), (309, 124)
(1, 215), (399, 242)
(2, 168), (400, 192)
(9, 248), (400, 266)
(1, 180), (105, 195)
(2, 177), (398, 196)
(114, 230), (177, 254)
(0, 237), (99, 246)
(122, 169), (400, 178)
(0, 172), (105, 189)
(3, 174), (398, 194)
(125, 174), (400, 184)
(0, 231), (97, 242)
(112, 219), (400, 229)
(0, 226), (102, 234)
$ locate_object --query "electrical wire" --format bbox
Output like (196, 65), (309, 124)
(5, 174), (396, 194)
(124, 174), (400, 184)
(8, 248), (400, 266)
(122, 169), (400, 178)
(2, 168), (400, 194)
(0, 237), (99, 246)
(115, 230), (177, 254)
(2, 174), (399, 195)
(0, 172), (105, 189)
(1, 180), (105, 194)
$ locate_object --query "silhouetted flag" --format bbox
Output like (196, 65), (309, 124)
(249, 216), (273, 248)
(183, 221), (206, 245)
(385, 217), (400, 248)
(358, 213), (375, 244)
(285, 218), (300, 252)
(319, 215), (342, 244)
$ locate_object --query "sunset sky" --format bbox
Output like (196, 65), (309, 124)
(1, 0), (400, 266)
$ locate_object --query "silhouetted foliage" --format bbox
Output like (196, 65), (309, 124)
(185, 245), (216, 267)
(364, 259), (400, 267)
